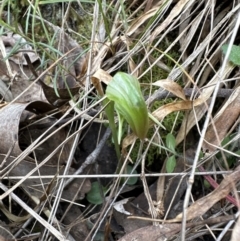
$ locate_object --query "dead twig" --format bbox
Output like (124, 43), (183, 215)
(146, 88), (234, 106)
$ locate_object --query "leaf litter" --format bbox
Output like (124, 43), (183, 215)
(0, 1), (240, 241)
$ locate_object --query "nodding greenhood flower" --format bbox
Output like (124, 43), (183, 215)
(106, 72), (149, 140)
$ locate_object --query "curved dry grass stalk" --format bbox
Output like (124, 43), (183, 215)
(1, 1), (240, 240)
(89, 1), (240, 240)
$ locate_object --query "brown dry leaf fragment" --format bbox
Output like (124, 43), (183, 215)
(38, 80), (80, 106)
(152, 100), (193, 121)
(26, 24), (85, 96)
(129, 58), (139, 78)
(92, 69), (113, 96)
(113, 194), (154, 236)
(121, 133), (137, 159)
(202, 86), (240, 153)
(11, 78), (47, 103)
(0, 52), (46, 103)
(92, 68), (113, 85)
(174, 165), (240, 222)
(2, 33), (40, 65)
(0, 33), (46, 103)
(91, 76), (104, 97)
(152, 79), (186, 100)
(126, 215), (235, 241)
(0, 101), (55, 158)
(152, 95), (207, 122)
(0, 54), (34, 102)
(128, 168), (239, 224)
(0, 53), (39, 102)
(19, 124), (72, 165)
(0, 101), (91, 201)
(77, 54), (89, 83)
(175, 63), (234, 145)
(11, 159), (90, 201)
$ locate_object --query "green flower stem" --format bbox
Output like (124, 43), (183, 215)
(103, 97), (121, 161)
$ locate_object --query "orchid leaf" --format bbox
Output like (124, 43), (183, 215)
(86, 182), (107, 205)
(126, 165), (138, 185)
(166, 133), (176, 153)
(166, 155), (176, 173)
(222, 44), (240, 65)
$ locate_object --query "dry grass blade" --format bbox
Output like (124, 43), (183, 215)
(0, 222), (15, 241)
(128, 162), (240, 224)
(169, 4), (240, 80)
(0, 183), (68, 241)
(176, 63), (234, 145)
(175, 165), (240, 222)
(231, 214), (240, 241)
(126, 1), (168, 37)
(149, 0), (192, 44)
(202, 86), (240, 153)
(1, 1), (240, 240)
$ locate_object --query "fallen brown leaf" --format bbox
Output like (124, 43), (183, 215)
(152, 79), (186, 100)
(38, 80), (80, 106)
(0, 101), (91, 201)
(92, 68), (113, 86)
(202, 86), (240, 153)
(152, 100), (193, 121)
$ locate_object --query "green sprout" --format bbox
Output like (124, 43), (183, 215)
(222, 44), (240, 65)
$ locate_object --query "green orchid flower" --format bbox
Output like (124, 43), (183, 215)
(106, 72), (149, 140)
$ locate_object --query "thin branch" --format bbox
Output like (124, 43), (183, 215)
(146, 88), (233, 106)
(64, 127), (112, 187)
